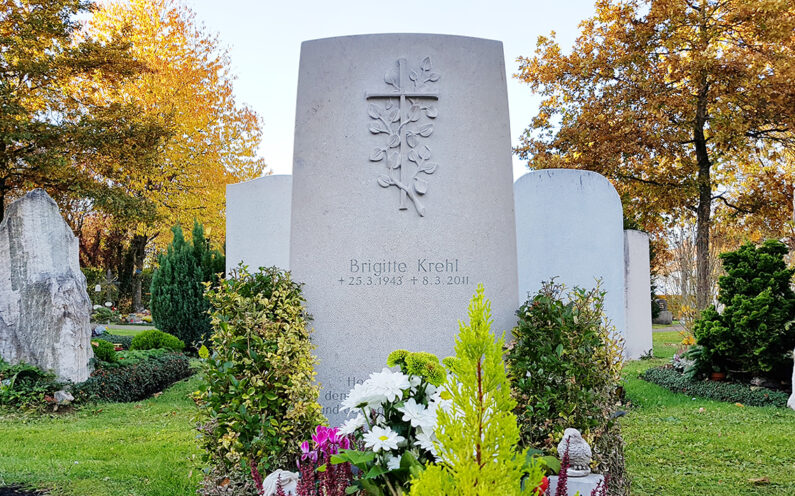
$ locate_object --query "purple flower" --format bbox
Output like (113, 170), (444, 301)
(300, 440), (317, 463)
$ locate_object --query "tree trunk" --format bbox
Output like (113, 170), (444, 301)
(694, 90), (712, 311)
(131, 234), (148, 312)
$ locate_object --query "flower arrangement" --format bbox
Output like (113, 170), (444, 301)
(277, 426), (354, 496)
(329, 350), (448, 495)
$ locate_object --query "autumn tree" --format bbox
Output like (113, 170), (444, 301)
(81, 0), (266, 309)
(515, 0), (795, 310)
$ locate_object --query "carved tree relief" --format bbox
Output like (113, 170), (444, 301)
(366, 57), (439, 217)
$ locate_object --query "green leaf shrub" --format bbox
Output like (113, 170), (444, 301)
(641, 366), (789, 408)
(0, 359), (63, 411)
(693, 240), (795, 379)
(150, 221), (224, 349)
(73, 353), (192, 403)
(94, 333), (133, 350)
(409, 284), (544, 496)
(130, 329), (186, 352)
(91, 306), (123, 324)
(506, 280), (626, 494)
(91, 339), (118, 363)
(196, 266), (324, 476)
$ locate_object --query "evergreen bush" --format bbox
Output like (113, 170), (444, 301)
(506, 280), (626, 495)
(91, 339), (118, 363)
(693, 240), (795, 379)
(130, 329), (186, 352)
(149, 221), (224, 349)
(196, 266), (324, 477)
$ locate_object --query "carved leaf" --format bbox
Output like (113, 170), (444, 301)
(387, 134), (400, 148)
(408, 149), (419, 163)
(388, 108), (400, 123)
(385, 101), (393, 110)
(427, 72), (440, 82)
(420, 57), (432, 72)
(414, 177), (428, 195)
(408, 105), (421, 122)
(421, 162), (438, 174)
(406, 133), (418, 148)
(409, 70), (418, 82)
(369, 123), (387, 134)
(418, 123), (434, 137)
(418, 145), (431, 160)
(425, 106), (438, 118)
(387, 151), (401, 169)
(377, 175), (393, 188)
(385, 64), (400, 89)
(370, 148), (385, 161)
(368, 103), (381, 119)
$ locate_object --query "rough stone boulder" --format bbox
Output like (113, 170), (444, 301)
(0, 189), (93, 382)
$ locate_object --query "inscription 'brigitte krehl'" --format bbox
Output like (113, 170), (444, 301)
(338, 257), (471, 287)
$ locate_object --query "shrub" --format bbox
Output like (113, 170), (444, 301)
(196, 266), (324, 476)
(409, 285), (544, 495)
(130, 329), (186, 352)
(91, 306), (122, 324)
(73, 353), (192, 403)
(0, 359), (63, 411)
(94, 333), (133, 350)
(506, 280), (625, 494)
(150, 221), (224, 349)
(693, 240), (795, 379)
(91, 339), (118, 363)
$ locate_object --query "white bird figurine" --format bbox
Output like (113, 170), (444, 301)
(557, 428), (592, 477)
(261, 469), (299, 496)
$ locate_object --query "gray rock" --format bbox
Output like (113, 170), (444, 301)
(54, 389), (74, 405)
(0, 189), (93, 383)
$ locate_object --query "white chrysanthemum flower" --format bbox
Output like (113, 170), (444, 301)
(339, 413), (366, 435)
(341, 381), (386, 411)
(414, 429), (437, 456)
(398, 398), (429, 428)
(385, 453), (401, 471)
(363, 426), (404, 452)
(409, 375), (423, 391)
(424, 383), (439, 397)
(368, 367), (411, 403)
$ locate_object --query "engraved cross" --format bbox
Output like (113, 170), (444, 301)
(366, 58), (438, 211)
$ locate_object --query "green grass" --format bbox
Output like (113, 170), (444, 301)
(103, 326), (151, 336)
(622, 331), (795, 495)
(0, 377), (201, 496)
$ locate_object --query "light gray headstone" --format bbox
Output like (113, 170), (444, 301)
(788, 348), (795, 411)
(515, 169), (626, 347)
(290, 34), (519, 425)
(624, 229), (652, 359)
(0, 189), (93, 382)
(225, 175), (292, 274)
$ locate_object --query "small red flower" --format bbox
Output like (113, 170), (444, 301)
(534, 475), (549, 495)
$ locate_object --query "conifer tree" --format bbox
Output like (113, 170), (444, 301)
(150, 221), (224, 348)
(409, 285), (543, 495)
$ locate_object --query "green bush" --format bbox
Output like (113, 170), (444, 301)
(506, 280), (627, 494)
(73, 353), (192, 403)
(91, 339), (118, 363)
(94, 333), (133, 350)
(0, 359), (63, 411)
(130, 329), (185, 352)
(641, 366), (789, 408)
(94, 349), (171, 369)
(196, 266), (324, 475)
(693, 240), (795, 379)
(91, 306), (123, 324)
(150, 221), (224, 349)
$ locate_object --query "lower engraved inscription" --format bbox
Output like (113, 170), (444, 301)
(337, 257), (471, 288)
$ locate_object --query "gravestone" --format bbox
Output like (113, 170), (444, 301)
(514, 169), (626, 346)
(290, 34), (519, 425)
(0, 189), (93, 382)
(624, 229), (652, 359)
(225, 175), (292, 274)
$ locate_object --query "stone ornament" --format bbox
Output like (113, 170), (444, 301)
(367, 56), (439, 217)
(261, 469), (298, 496)
(558, 428), (592, 477)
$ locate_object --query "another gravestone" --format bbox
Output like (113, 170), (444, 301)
(514, 170), (626, 346)
(226, 175), (292, 274)
(624, 229), (653, 359)
(652, 297), (673, 325)
(0, 189), (93, 382)
(290, 34), (519, 425)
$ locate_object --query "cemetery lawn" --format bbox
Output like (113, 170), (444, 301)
(622, 331), (795, 495)
(0, 376), (201, 496)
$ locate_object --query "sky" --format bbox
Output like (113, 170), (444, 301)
(184, 0), (597, 180)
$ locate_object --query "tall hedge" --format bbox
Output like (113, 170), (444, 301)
(693, 240), (795, 379)
(150, 221), (224, 348)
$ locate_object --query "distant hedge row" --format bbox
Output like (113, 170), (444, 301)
(641, 366), (788, 408)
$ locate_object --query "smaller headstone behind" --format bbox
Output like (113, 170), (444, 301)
(225, 175), (292, 274)
(0, 189), (93, 382)
(624, 229), (653, 359)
